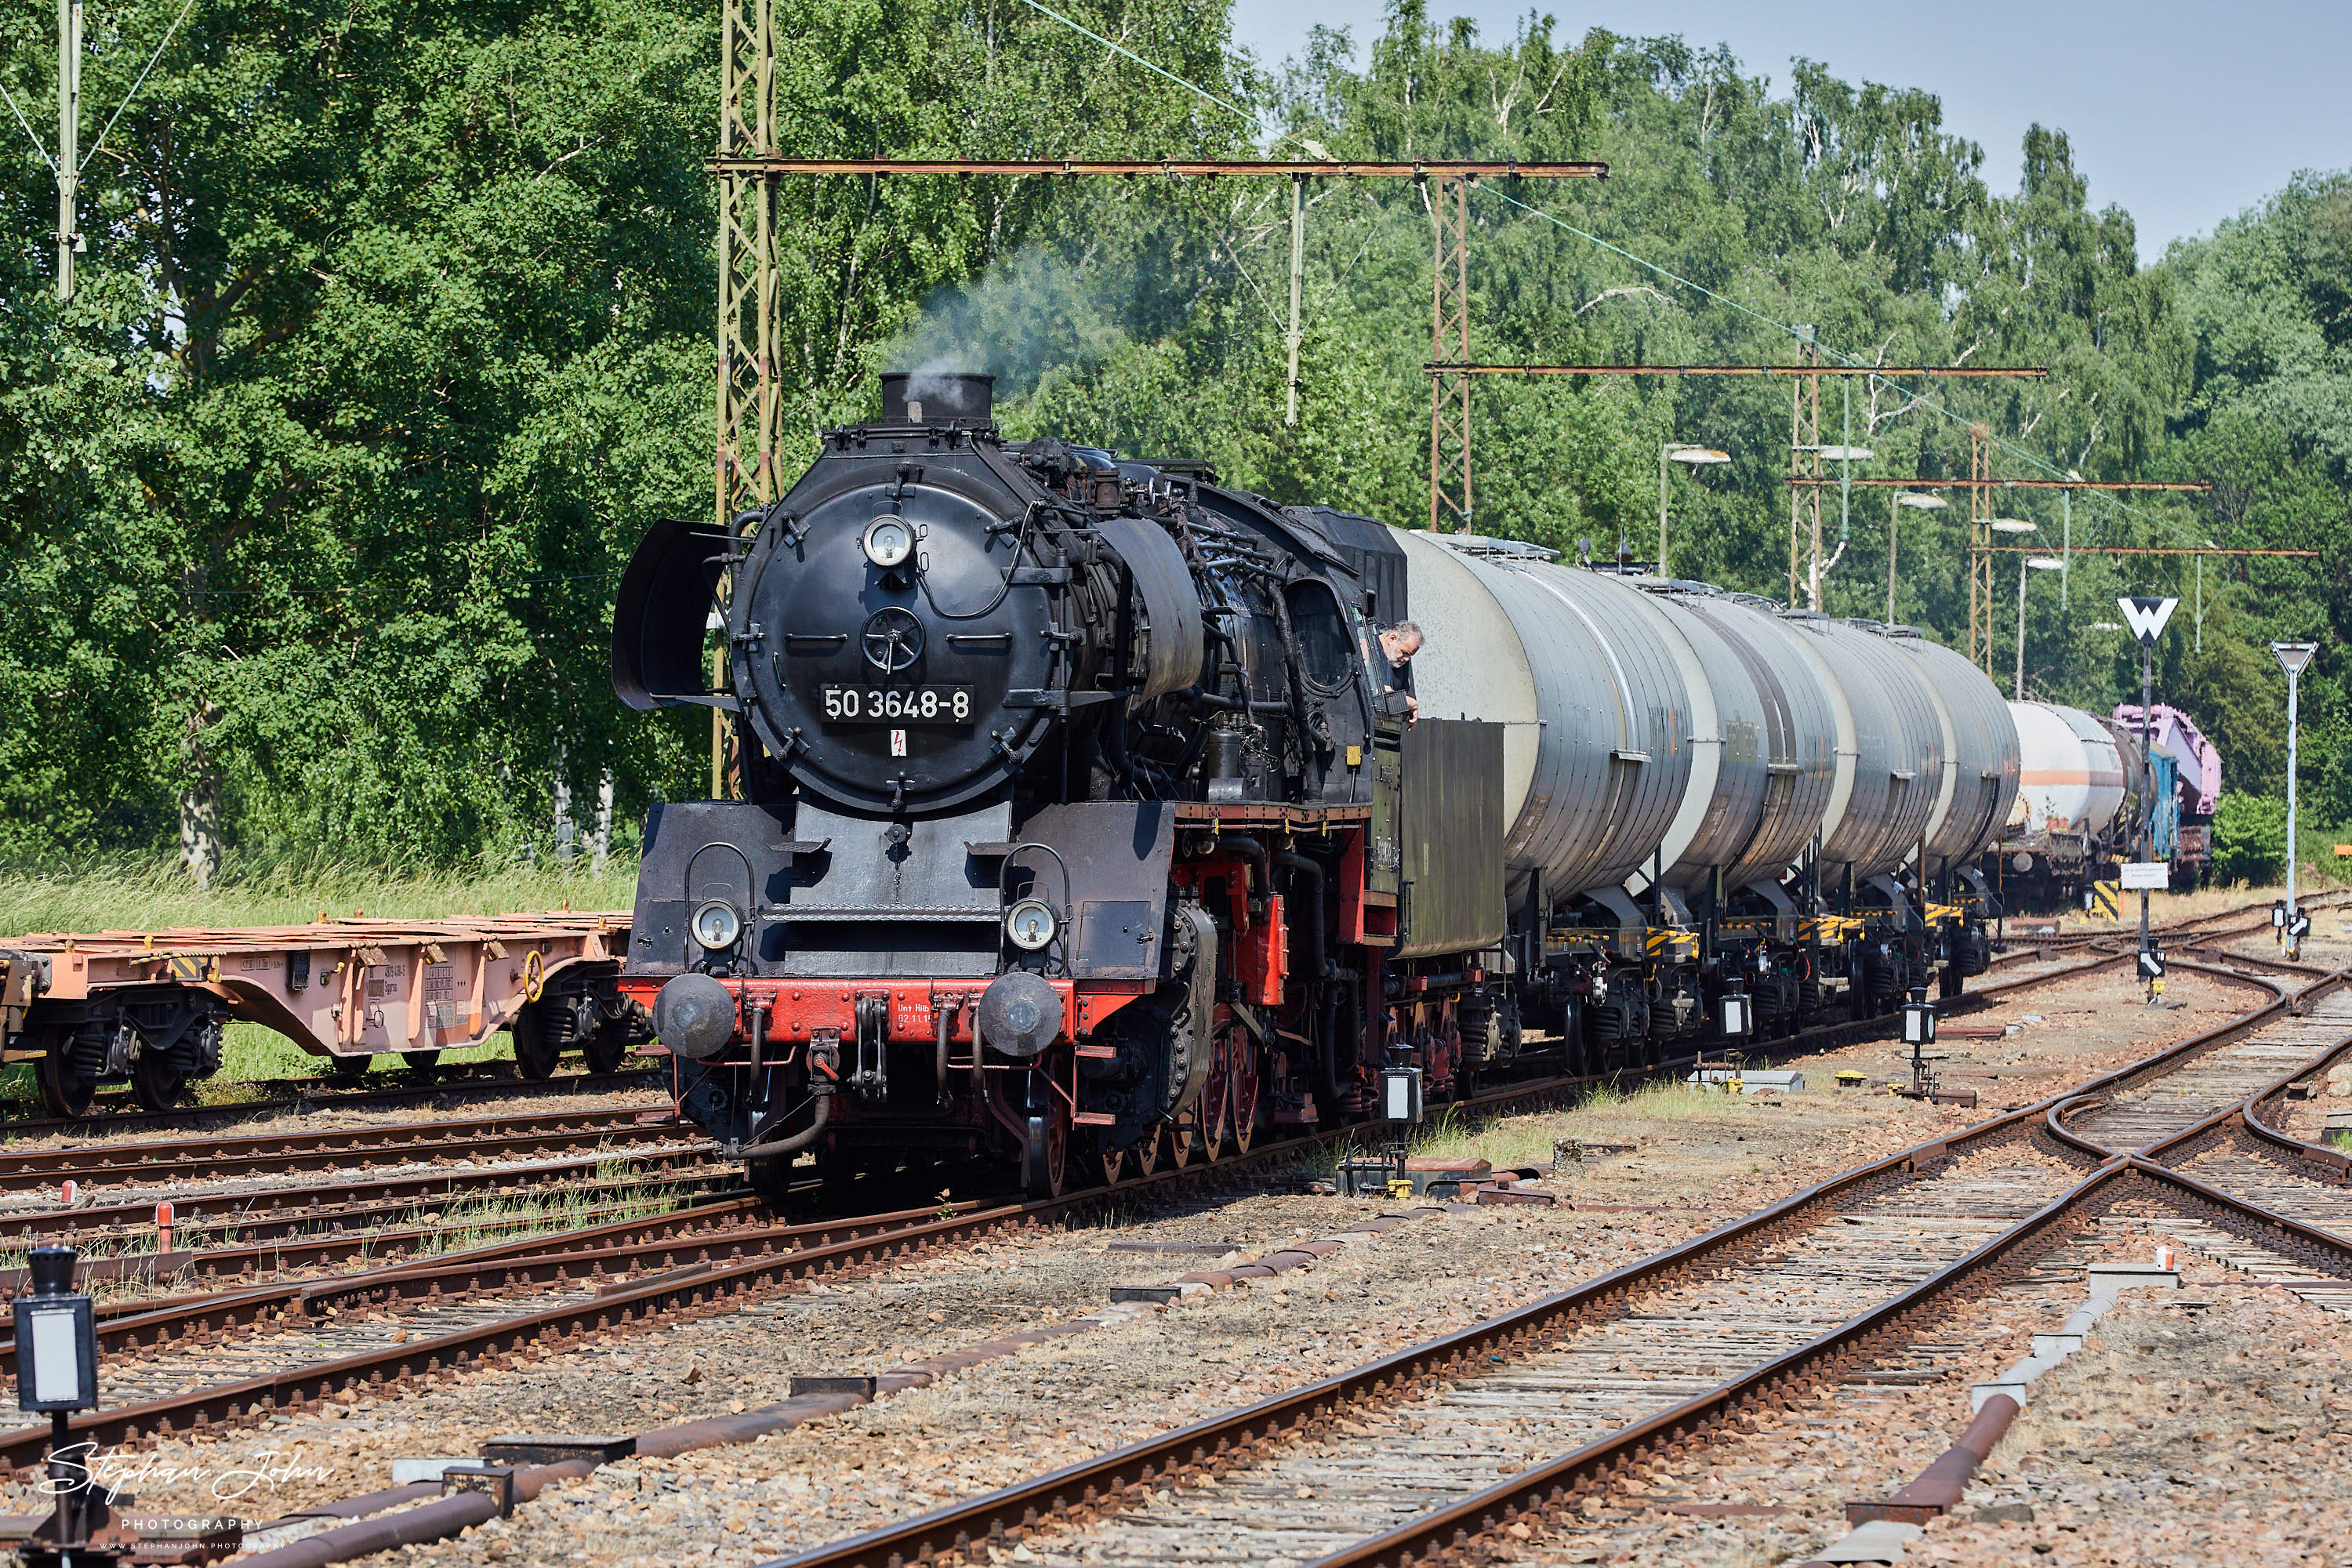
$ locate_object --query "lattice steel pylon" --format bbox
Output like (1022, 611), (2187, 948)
(711, 0), (781, 797)
(1967, 423), (1993, 673)
(1428, 176), (1472, 532)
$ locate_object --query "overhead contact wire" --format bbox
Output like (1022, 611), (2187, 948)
(1475, 183), (2205, 552)
(978, 13), (2190, 559)
(0, 79), (56, 171)
(79, 0), (201, 174)
(1012, 0), (1258, 129)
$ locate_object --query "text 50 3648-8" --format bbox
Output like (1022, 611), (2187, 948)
(819, 685), (972, 724)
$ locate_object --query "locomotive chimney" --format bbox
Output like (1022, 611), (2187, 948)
(881, 370), (995, 426)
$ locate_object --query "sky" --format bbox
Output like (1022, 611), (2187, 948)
(1225, 0), (2352, 256)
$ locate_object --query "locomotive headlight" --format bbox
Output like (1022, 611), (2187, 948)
(690, 898), (744, 951)
(862, 515), (915, 569)
(1004, 898), (1058, 952)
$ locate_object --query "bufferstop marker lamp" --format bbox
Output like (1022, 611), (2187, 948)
(16, 1246), (103, 1556)
(1719, 990), (1751, 1038)
(1381, 1057), (1424, 1124)
(16, 1248), (96, 1415)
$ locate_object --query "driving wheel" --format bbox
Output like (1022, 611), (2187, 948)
(1024, 1104), (1070, 1199)
(1229, 1034), (1263, 1153)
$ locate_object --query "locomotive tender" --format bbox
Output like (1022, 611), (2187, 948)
(611, 372), (2021, 1197)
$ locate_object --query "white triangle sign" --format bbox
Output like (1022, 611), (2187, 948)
(2117, 596), (2177, 644)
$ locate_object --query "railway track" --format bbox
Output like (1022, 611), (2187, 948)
(760, 956), (2352, 1568)
(0, 1146), (740, 1250)
(0, 1103), (693, 1194)
(0, 924), (2127, 1269)
(1991, 891), (2336, 960)
(0, 944), (2127, 1299)
(0, 1112), (1399, 1472)
(0, 1063), (662, 1142)
(2117, 960), (2352, 1306)
(0, 892), (2271, 1233)
(0, 947), (2086, 1479)
(0, 933), (2300, 1511)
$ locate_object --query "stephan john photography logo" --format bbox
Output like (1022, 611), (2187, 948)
(43, 1440), (332, 1513)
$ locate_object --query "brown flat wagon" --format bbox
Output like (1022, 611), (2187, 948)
(0, 913), (641, 1116)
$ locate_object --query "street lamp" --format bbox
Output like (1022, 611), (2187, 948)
(2272, 641), (2320, 957)
(1657, 443), (1730, 577)
(1888, 492), (1947, 626)
(1792, 441), (1873, 609)
(2016, 557), (2064, 699)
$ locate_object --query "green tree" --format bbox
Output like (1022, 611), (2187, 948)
(2208, 792), (2286, 887)
(4, 0), (2350, 876)
(0, 0), (1237, 875)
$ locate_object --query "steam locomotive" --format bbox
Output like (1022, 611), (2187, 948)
(610, 372), (2021, 1199)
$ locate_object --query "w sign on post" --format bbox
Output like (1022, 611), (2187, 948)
(2118, 596), (2178, 644)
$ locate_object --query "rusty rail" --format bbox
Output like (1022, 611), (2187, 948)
(752, 957), (2344, 1568)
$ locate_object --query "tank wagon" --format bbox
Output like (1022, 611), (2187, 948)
(611, 372), (2022, 1199)
(1994, 699), (2218, 907)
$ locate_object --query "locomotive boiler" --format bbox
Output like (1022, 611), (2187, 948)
(610, 371), (2021, 1200)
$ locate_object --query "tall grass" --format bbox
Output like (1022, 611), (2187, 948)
(0, 851), (641, 938)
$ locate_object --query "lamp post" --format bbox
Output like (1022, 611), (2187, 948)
(2271, 641), (2320, 958)
(1887, 492), (1946, 626)
(1988, 520), (2037, 697)
(2118, 596), (2179, 1000)
(2015, 555), (2065, 699)
(1794, 441), (1873, 608)
(1657, 443), (1730, 577)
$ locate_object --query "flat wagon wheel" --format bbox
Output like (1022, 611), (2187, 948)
(510, 999), (561, 1080)
(33, 1032), (95, 1120)
(402, 1050), (441, 1073)
(582, 1014), (630, 1076)
(129, 1049), (187, 1113)
(328, 1051), (370, 1083)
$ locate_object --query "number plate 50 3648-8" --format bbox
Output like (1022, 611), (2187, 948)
(820, 685), (973, 724)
